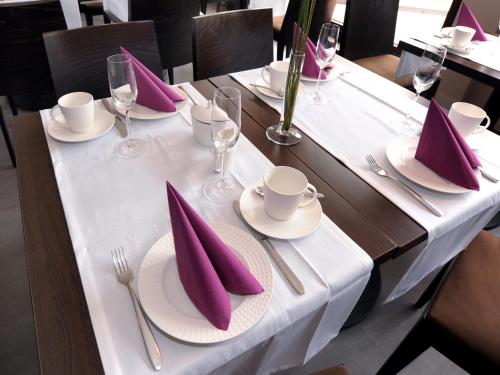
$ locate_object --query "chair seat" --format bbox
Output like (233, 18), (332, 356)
(312, 364), (350, 375)
(272, 15), (284, 40)
(430, 230), (500, 367)
(353, 54), (412, 88)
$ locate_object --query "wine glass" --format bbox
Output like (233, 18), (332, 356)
(307, 23), (340, 105)
(203, 87), (242, 203)
(393, 45), (446, 135)
(107, 54), (147, 158)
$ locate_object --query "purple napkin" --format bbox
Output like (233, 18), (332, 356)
(456, 2), (488, 41)
(120, 47), (183, 112)
(166, 182), (264, 330)
(415, 99), (481, 191)
(302, 38), (331, 79)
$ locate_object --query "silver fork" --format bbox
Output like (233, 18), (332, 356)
(112, 247), (162, 371)
(365, 154), (443, 217)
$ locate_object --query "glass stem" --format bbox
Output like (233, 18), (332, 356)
(404, 92), (420, 125)
(125, 109), (132, 144)
(314, 69), (322, 99)
(218, 150), (226, 185)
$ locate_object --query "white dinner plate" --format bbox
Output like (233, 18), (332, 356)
(138, 222), (273, 344)
(47, 104), (115, 143)
(386, 137), (479, 194)
(239, 181), (322, 240)
(114, 87), (188, 120)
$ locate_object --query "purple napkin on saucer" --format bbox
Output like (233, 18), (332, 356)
(166, 182), (263, 330)
(120, 47), (183, 112)
(415, 99), (481, 191)
(456, 2), (488, 42)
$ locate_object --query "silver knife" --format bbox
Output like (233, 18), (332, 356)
(102, 98), (127, 138)
(232, 200), (305, 295)
(478, 167), (499, 183)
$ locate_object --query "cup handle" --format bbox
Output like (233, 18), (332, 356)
(50, 105), (68, 128)
(298, 183), (318, 208)
(261, 65), (271, 85)
(473, 115), (490, 133)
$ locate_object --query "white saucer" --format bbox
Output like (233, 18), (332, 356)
(138, 222), (273, 344)
(466, 131), (488, 150)
(239, 181), (322, 240)
(442, 41), (474, 54)
(300, 65), (344, 82)
(47, 104), (115, 143)
(114, 87), (188, 120)
(386, 137), (480, 194)
(253, 78), (304, 100)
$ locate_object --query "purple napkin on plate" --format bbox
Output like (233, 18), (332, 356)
(302, 37), (331, 79)
(456, 2), (488, 41)
(166, 182), (263, 330)
(120, 47), (183, 112)
(415, 99), (481, 191)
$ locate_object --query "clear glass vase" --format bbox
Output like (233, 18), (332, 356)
(266, 52), (305, 146)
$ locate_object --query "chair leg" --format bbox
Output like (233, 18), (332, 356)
(201, 0), (207, 14)
(415, 259), (452, 309)
(276, 41), (285, 61)
(377, 320), (431, 375)
(0, 111), (16, 168)
(167, 68), (174, 85)
(85, 13), (94, 26)
(7, 96), (18, 116)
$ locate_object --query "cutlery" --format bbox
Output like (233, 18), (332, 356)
(178, 84), (198, 105)
(254, 185), (324, 199)
(250, 84), (285, 97)
(112, 247), (162, 371)
(232, 200), (305, 295)
(102, 98), (127, 138)
(365, 154), (443, 217)
(478, 167), (499, 183)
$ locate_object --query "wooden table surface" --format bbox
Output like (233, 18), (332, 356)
(12, 77), (427, 374)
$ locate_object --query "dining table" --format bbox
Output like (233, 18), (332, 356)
(11, 54), (500, 374)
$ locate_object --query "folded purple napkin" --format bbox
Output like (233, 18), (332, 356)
(302, 37), (331, 79)
(120, 47), (183, 112)
(415, 99), (481, 191)
(456, 2), (488, 42)
(166, 182), (264, 330)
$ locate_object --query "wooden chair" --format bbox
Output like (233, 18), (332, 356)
(79, 0), (105, 26)
(43, 21), (162, 100)
(192, 9), (273, 81)
(0, 0), (66, 167)
(201, 0), (248, 14)
(313, 364), (350, 375)
(105, 0), (200, 84)
(378, 230), (500, 374)
(273, 0), (337, 60)
(442, 0), (463, 28)
(339, 0), (412, 87)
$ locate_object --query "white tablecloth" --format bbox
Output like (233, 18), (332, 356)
(39, 83), (372, 374)
(231, 56), (500, 302)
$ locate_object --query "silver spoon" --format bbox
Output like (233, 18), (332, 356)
(250, 84), (285, 97)
(254, 185), (324, 199)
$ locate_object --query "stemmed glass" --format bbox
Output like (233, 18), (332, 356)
(107, 54), (147, 158)
(393, 45), (446, 135)
(307, 23), (340, 105)
(203, 87), (242, 203)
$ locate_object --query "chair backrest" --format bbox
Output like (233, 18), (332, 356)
(129, 0), (200, 70)
(0, 1), (66, 96)
(442, 0), (463, 28)
(43, 21), (163, 99)
(192, 9), (273, 81)
(339, 0), (400, 60)
(279, 0), (337, 51)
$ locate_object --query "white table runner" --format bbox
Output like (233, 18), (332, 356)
(40, 83), (372, 374)
(231, 56), (500, 302)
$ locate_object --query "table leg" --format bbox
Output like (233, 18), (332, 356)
(485, 88), (500, 134)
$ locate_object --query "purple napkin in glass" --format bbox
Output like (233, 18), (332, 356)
(120, 47), (183, 112)
(456, 2), (488, 42)
(166, 182), (264, 330)
(415, 99), (481, 191)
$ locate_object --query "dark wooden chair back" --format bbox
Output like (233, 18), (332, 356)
(279, 0), (337, 55)
(43, 21), (163, 99)
(339, 0), (400, 61)
(129, 0), (200, 73)
(442, 0), (463, 28)
(192, 9), (273, 80)
(0, 1), (66, 97)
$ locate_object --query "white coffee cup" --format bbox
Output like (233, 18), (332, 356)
(263, 166), (318, 221)
(448, 102), (490, 138)
(51, 92), (94, 133)
(261, 61), (289, 94)
(449, 26), (476, 49)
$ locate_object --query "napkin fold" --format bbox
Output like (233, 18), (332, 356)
(456, 2), (488, 42)
(292, 23), (332, 79)
(415, 99), (481, 191)
(166, 182), (264, 330)
(120, 47), (183, 112)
